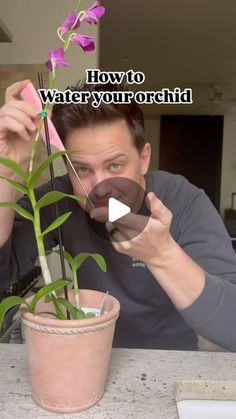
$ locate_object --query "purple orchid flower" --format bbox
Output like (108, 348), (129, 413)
(80, 1), (105, 25)
(71, 34), (95, 52)
(45, 48), (70, 72)
(59, 12), (80, 36)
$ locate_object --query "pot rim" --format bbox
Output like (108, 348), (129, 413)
(20, 288), (120, 328)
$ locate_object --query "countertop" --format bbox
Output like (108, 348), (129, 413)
(1, 344), (236, 419)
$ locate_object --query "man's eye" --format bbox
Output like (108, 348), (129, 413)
(76, 167), (90, 175)
(110, 163), (122, 171)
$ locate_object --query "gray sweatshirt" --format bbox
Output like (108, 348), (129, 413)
(1, 171), (236, 351)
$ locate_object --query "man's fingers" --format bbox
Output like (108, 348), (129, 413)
(112, 212), (148, 233)
(146, 192), (172, 225)
(106, 221), (135, 242)
(91, 207), (149, 239)
(90, 206), (108, 223)
(106, 218), (144, 241)
(0, 105), (37, 133)
(4, 99), (39, 119)
(0, 115), (31, 142)
(5, 80), (30, 103)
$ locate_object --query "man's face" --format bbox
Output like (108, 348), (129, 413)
(65, 119), (151, 221)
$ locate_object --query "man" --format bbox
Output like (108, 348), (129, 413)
(0, 80), (236, 351)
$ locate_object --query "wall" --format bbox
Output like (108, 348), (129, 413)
(144, 115), (236, 217)
(220, 117), (236, 216)
(0, 0), (98, 88)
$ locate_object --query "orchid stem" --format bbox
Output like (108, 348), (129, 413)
(27, 70), (57, 285)
(64, 33), (76, 51)
(28, 74), (56, 176)
(75, 0), (83, 13)
(25, 0), (86, 297)
(58, 1), (84, 52)
(72, 267), (80, 309)
(28, 189), (52, 285)
(56, 28), (66, 44)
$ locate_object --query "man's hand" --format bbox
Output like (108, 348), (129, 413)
(106, 192), (175, 266)
(106, 191), (206, 310)
(0, 80), (39, 174)
(0, 80), (40, 245)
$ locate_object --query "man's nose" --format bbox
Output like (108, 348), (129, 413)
(90, 172), (113, 201)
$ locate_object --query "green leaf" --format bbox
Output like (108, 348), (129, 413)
(53, 250), (74, 267)
(85, 312), (96, 318)
(74, 309), (86, 319)
(28, 150), (77, 190)
(0, 157), (29, 182)
(56, 297), (82, 320)
(0, 202), (34, 222)
(0, 296), (31, 332)
(35, 191), (85, 211)
(73, 253), (107, 273)
(30, 279), (70, 312)
(0, 176), (29, 195)
(44, 295), (51, 303)
(43, 277), (72, 303)
(40, 212), (72, 237)
(44, 294), (51, 303)
(51, 294), (67, 319)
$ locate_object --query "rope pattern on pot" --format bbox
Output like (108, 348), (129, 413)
(22, 315), (119, 335)
(33, 390), (103, 409)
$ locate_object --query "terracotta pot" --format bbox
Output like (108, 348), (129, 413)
(20, 289), (120, 413)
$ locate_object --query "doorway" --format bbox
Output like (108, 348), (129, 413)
(159, 115), (224, 210)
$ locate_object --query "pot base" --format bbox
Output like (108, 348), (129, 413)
(33, 390), (104, 413)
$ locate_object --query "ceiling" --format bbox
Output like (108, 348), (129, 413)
(100, 0), (236, 116)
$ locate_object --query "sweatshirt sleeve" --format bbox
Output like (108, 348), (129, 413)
(174, 188), (236, 351)
(180, 271), (236, 351)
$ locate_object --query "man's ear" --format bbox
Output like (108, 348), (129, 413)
(140, 142), (151, 175)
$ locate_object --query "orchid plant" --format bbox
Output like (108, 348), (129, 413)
(0, 0), (106, 328)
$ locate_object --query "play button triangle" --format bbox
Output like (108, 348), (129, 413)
(108, 197), (131, 222)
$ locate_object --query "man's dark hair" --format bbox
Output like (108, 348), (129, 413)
(51, 80), (145, 152)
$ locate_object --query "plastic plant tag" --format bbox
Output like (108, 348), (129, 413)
(80, 291), (110, 318)
(99, 291), (109, 316)
(82, 307), (101, 317)
(20, 82), (65, 151)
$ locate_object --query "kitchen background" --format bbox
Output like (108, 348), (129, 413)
(0, 0), (236, 350)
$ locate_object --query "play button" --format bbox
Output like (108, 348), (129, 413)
(108, 198), (130, 222)
(84, 176), (150, 242)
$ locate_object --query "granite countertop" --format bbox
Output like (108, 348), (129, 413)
(1, 344), (236, 419)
